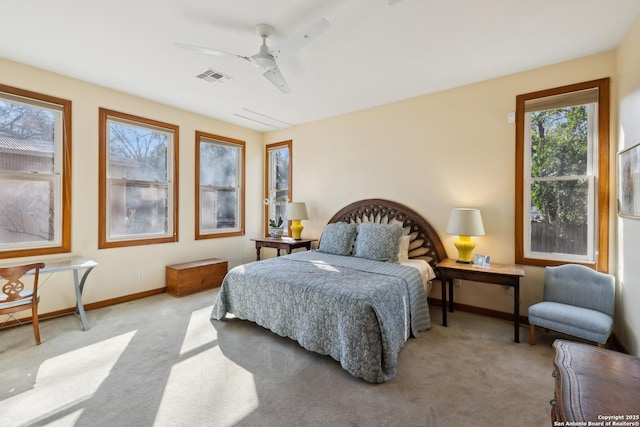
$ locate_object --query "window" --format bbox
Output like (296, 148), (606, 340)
(0, 84), (71, 259)
(195, 131), (245, 239)
(515, 78), (609, 270)
(99, 108), (178, 248)
(264, 141), (291, 235)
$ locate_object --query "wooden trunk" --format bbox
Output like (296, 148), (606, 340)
(165, 258), (227, 297)
(552, 339), (640, 425)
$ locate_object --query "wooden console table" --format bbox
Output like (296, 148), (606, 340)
(251, 237), (317, 261)
(436, 258), (525, 342)
(552, 339), (640, 424)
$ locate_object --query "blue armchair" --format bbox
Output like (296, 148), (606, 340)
(528, 264), (615, 347)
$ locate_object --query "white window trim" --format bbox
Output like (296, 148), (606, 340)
(522, 104), (597, 264)
(104, 117), (174, 242)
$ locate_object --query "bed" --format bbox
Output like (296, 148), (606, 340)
(211, 199), (447, 383)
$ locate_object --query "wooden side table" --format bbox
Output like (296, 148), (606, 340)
(436, 258), (525, 342)
(250, 237), (317, 261)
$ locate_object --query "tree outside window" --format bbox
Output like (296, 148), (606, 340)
(195, 131), (245, 239)
(0, 84), (71, 258)
(515, 78), (609, 270)
(529, 106), (590, 255)
(99, 109), (178, 248)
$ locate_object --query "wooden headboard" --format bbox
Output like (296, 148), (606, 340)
(327, 198), (448, 270)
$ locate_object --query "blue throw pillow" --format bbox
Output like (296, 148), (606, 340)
(318, 222), (358, 256)
(354, 223), (403, 262)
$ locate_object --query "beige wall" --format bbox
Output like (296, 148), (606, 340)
(616, 14), (640, 355)
(0, 57), (265, 316)
(266, 51), (618, 322)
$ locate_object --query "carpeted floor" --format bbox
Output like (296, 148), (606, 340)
(0, 288), (566, 427)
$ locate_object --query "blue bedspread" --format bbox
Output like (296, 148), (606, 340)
(211, 250), (431, 383)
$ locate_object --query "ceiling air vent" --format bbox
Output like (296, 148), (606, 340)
(196, 68), (232, 84)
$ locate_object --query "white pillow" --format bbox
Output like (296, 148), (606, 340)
(398, 235), (411, 262)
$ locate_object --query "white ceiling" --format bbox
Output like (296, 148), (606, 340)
(2, 0), (639, 132)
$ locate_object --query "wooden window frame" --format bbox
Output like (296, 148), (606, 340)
(264, 140), (292, 236)
(98, 108), (179, 249)
(515, 78), (609, 271)
(0, 84), (72, 259)
(195, 131), (245, 239)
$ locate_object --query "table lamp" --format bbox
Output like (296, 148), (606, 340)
(287, 202), (309, 240)
(446, 208), (485, 263)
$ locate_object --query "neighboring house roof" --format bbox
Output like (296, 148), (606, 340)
(0, 135), (53, 157)
(0, 135), (140, 167)
(109, 153), (140, 168)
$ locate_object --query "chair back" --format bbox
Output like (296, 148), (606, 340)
(543, 264), (615, 317)
(0, 262), (46, 303)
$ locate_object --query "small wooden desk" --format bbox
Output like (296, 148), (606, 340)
(552, 340), (640, 424)
(250, 237), (317, 261)
(436, 258), (525, 342)
(0, 257), (98, 331)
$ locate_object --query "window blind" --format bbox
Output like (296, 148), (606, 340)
(524, 88), (598, 112)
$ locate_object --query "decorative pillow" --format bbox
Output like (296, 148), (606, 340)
(318, 222), (358, 256)
(354, 223), (403, 262)
(398, 235), (411, 262)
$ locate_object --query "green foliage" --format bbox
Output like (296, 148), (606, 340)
(269, 216), (283, 228)
(529, 106), (589, 225)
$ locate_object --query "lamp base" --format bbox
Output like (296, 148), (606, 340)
(454, 235), (476, 264)
(291, 220), (304, 240)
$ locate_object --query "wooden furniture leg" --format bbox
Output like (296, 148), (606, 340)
(530, 324), (536, 345)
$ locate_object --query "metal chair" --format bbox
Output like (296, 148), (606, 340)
(0, 262), (46, 345)
(528, 264), (615, 347)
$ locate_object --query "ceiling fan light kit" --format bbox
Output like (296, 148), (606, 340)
(175, 19), (330, 94)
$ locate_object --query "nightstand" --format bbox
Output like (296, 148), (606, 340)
(436, 258), (525, 342)
(250, 237), (317, 261)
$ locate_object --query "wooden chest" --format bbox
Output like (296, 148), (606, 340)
(552, 339), (640, 424)
(165, 258), (227, 297)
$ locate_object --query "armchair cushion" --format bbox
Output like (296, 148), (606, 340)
(528, 301), (613, 344)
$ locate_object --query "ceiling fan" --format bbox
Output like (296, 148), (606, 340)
(175, 19), (330, 93)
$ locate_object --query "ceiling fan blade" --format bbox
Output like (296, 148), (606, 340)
(263, 66), (291, 94)
(270, 18), (330, 63)
(173, 42), (250, 62)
